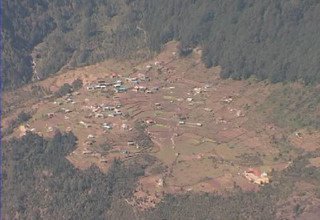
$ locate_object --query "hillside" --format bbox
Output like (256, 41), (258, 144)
(2, 0), (320, 90)
(2, 0), (149, 89)
(2, 42), (320, 219)
(2, 1), (320, 219)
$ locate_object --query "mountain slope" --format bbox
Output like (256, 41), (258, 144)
(2, 0), (320, 90)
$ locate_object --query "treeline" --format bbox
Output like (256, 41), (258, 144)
(142, 0), (320, 84)
(144, 151), (320, 220)
(1, 131), (144, 219)
(2, 0), (147, 90)
(260, 85), (320, 130)
(2, 130), (320, 219)
(3, 0), (320, 90)
(3, 111), (32, 136)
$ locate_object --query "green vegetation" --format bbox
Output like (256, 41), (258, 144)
(3, 1), (320, 219)
(54, 83), (73, 97)
(142, 0), (320, 84)
(2, 0), (148, 90)
(2, 131), (320, 219)
(3, 111), (32, 135)
(71, 78), (83, 90)
(54, 79), (83, 97)
(2, 131), (144, 219)
(133, 120), (154, 149)
(145, 151), (320, 220)
(260, 85), (320, 129)
(3, 0), (320, 89)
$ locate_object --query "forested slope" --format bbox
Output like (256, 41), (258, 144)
(2, 131), (145, 219)
(2, 0), (320, 90)
(143, 0), (320, 83)
(2, 0), (147, 89)
(3, 132), (320, 219)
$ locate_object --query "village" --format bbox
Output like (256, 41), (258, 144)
(13, 42), (309, 210)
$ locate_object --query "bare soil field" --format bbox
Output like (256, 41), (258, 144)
(3, 41), (318, 210)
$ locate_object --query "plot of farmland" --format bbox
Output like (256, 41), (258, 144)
(3, 41), (311, 210)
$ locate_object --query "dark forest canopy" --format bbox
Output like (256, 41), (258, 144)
(143, 0), (320, 83)
(2, 0), (320, 88)
(1, 131), (145, 219)
(2, 132), (320, 219)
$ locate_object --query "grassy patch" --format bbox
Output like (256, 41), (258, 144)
(258, 85), (320, 130)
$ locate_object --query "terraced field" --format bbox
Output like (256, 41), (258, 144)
(3, 42), (319, 211)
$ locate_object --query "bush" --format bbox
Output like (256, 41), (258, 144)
(4, 111), (32, 135)
(71, 78), (83, 90)
(55, 83), (73, 97)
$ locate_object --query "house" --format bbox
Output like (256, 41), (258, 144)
(295, 132), (303, 138)
(132, 86), (139, 92)
(146, 119), (155, 124)
(236, 110), (244, 117)
(128, 77), (139, 84)
(244, 169), (270, 185)
(146, 65), (152, 70)
(131, 79), (139, 84)
(108, 113), (115, 117)
(79, 121), (91, 128)
(103, 106), (115, 111)
(66, 98), (73, 103)
(64, 109), (72, 113)
(87, 85), (94, 91)
(157, 178), (164, 187)
(53, 101), (63, 105)
(47, 112), (55, 118)
(138, 73), (149, 81)
(100, 158), (108, 163)
(151, 86), (160, 92)
(85, 114), (93, 119)
(186, 98), (193, 102)
(222, 96), (233, 103)
(95, 113), (104, 118)
(137, 86), (147, 92)
(99, 85), (107, 89)
(194, 88), (202, 94)
(84, 140), (95, 146)
(127, 141), (135, 146)
(82, 149), (93, 155)
(87, 134), (95, 139)
(113, 83), (122, 88)
(102, 123), (112, 129)
(114, 109), (122, 115)
(115, 86), (127, 93)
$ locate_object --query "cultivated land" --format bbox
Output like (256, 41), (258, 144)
(3, 42), (320, 210)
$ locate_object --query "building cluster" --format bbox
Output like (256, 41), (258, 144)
(243, 168), (270, 185)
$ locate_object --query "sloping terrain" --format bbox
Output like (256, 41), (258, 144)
(3, 0), (320, 90)
(3, 42), (320, 218)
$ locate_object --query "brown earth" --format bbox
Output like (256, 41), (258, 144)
(2, 41), (319, 211)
